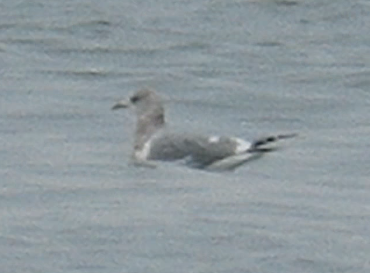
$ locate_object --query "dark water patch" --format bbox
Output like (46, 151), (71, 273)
(274, 0), (299, 7)
(118, 47), (170, 56)
(38, 68), (155, 81)
(40, 68), (114, 79)
(5, 37), (63, 47)
(255, 40), (284, 47)
(141, 25), (196, 37)
(167, 41), (210, 51)
(292, 257), (357, 273)
(0, 23), (17, 30)
(71, 19), (112, 27)
(44, 45), (168, 58)
(58, 19), (114, 39)
(343, 70), (370, 90)
(44, 45), (116, 54)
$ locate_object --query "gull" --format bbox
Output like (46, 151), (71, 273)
(112, 88), (296, 171)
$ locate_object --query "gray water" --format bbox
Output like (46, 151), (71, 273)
(1, 0), (370, 272)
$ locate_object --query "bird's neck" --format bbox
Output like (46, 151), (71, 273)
(134, 111), (165, 149)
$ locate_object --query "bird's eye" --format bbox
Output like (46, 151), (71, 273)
(130, 96), (139, 103)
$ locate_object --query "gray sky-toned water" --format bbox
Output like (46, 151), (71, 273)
(1, 0), (370, 272)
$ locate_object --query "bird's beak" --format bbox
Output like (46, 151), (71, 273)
(112, 99), (130, 110)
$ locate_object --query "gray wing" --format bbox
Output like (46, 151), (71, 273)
(147, 132), (239, 169)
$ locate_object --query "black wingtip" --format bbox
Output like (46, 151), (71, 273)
(250, 133), (298, 151)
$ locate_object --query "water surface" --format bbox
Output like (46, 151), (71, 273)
(1, 0), (370, 272)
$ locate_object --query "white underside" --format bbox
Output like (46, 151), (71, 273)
(206, 152), (263, 171)
(134, 139), (152, 161)
(232, 137), (252, 154)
